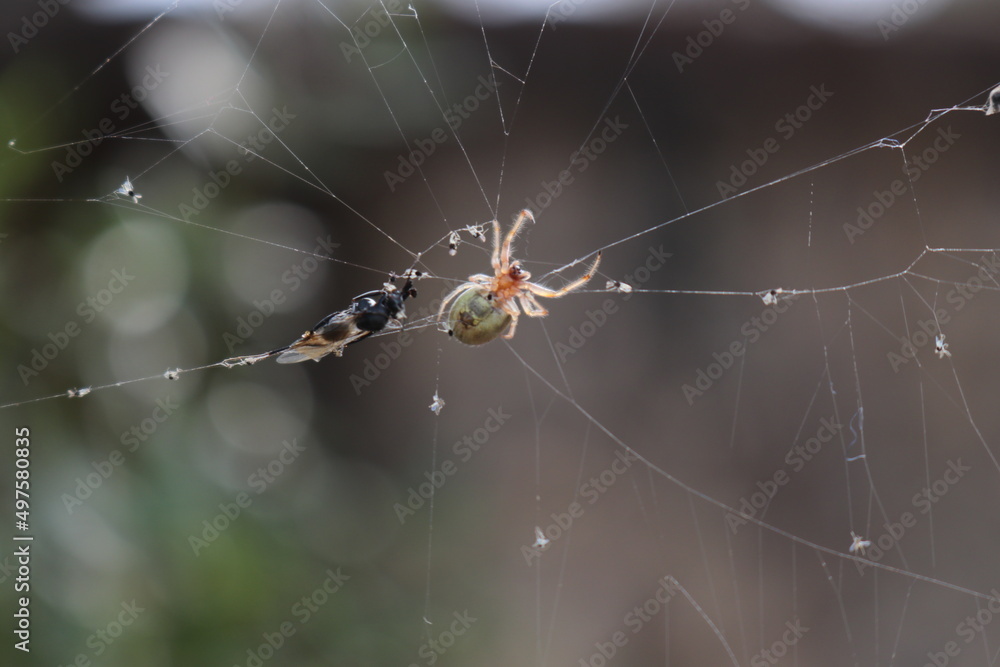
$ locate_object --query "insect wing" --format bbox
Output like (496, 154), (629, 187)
(312, 308), (359, 338)
(275, 341), (328, 364)
(275, 279), (416, 364)
(275, 309), (363, 363)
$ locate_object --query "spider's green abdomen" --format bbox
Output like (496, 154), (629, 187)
(447, 287), (512, 345)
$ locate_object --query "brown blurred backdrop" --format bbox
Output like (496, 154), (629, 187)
(2, 0), (1000, 665)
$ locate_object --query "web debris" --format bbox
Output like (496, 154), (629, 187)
(428, 392), (445, 415)
(3, 5), (1000, 666)
(114, 177), (142, 204)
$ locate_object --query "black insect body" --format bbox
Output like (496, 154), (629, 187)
(352, 288), (408, 333)
(275, 279), (417, 364)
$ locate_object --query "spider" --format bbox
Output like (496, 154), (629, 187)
(438, 209), (601, 345)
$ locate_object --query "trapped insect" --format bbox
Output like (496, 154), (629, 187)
(987, 85), (1000, 116)
(274, 277), (417, 363)
(115, 177), (141, 203)
(849, 531), (871, 556)
(438, 209), (601, 345)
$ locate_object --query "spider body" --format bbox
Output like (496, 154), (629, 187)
(276, 278), (416, 363)
(439, 209), (601, 345)
(447, 287), (513, 345)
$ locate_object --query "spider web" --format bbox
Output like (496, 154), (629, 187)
(3, 1), (1000, 665)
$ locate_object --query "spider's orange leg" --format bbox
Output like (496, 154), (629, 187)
(438, 282), (474, 320)
(519, 294), (550, 318)
(518, 292), (549, 317)
(524, 251), (601, 299)
(501, 312), (520, 339)
(500, 209), (535, 271)
(490, 219), (502, 273)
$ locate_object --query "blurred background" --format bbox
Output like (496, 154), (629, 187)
(2, 0), (1000, 664)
